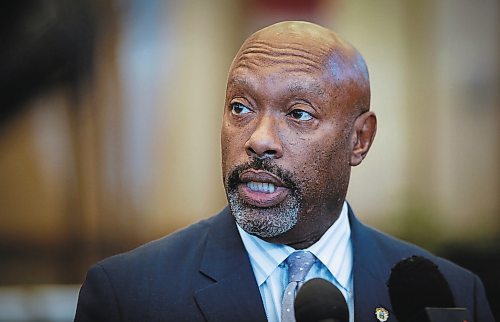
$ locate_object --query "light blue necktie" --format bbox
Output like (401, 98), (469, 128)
(281, 251), (316, 322)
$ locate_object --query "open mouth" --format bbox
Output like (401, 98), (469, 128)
(246, 181), (277, 193)
(238, 169), (290, 207)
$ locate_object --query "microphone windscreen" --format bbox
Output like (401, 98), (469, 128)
(387, 255), (455, 322)
(294, 278), (349, 322)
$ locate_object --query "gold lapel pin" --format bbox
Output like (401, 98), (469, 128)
(375, 307), (389, 322)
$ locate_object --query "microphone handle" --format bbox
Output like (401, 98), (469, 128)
(413, 307), (471, 322)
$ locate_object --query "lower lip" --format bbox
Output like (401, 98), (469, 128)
(238, 184), (290, 207)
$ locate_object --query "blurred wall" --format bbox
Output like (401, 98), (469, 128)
(337, 0), (500, 246)
(0, 0), (498, 287)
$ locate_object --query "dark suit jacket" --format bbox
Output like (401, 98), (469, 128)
(74, 206), (494, 322)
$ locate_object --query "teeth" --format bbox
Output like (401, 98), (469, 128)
(246, 182), (276, 193)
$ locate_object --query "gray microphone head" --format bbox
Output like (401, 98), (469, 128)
(294, 278), (349, 322)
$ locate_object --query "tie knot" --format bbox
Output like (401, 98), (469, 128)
(285, 251), (315, 283)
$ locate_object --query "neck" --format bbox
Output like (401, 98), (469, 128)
(263, 204), (344, 249)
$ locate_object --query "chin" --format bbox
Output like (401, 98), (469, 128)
(227, 192), (300, 238)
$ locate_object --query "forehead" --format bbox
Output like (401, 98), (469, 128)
(227, 70), (329, 98)
(230, 34), (336, 77)
(233, 35), (331, 70)
(226, 31), (366, 97)
(227, 42), (334, 97)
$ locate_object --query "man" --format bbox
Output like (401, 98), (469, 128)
(75, 21), (494, 322)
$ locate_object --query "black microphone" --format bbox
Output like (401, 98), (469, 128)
(387, 255), (471, 322)
(294, 278), (349, 322)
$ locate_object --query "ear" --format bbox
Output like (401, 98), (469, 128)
(349, 111), (377, 166)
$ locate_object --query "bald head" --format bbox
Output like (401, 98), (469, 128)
(230, 21), (370, 115)
(222, 21), (377, 248)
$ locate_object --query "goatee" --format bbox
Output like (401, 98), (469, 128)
(225, 158), (302, 238)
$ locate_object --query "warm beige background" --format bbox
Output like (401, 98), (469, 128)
(0, 0), (498, 284)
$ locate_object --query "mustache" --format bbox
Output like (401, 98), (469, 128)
(226, 158), (298, 191)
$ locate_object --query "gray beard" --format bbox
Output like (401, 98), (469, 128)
(227, 191), (300, 238)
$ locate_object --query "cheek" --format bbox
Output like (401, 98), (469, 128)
(289, 135), (351, 196)
(220, 127), (233, 174)
(220, 121), (248, 173)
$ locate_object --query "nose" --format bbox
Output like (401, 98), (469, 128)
(244, 115), (283, 159)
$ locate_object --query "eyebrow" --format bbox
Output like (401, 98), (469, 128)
(287, 80), (327, 98)
(227, 77), (250, 88)
(228, 76), (327, 97)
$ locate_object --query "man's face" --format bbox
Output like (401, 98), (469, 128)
(221, 38), (359, 246)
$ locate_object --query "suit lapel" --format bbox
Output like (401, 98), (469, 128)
(349, 207), (397, 322)
(193, 206), (398, 322)
(194, 207), (267, 322)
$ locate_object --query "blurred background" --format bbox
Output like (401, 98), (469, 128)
(0, 0), (498, 320)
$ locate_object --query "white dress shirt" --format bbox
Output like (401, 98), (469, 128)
(237, 201), (354, 322)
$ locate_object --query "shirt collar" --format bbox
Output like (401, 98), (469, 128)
(237, 225), (292, 286)
(237, 201), (352, 291)
(307, 201), (352, 292)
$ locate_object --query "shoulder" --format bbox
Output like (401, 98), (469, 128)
(350, 210), (494, 320)
(96, 209), (227, 274)
(75, 210), (233, 321)
(348, 206), (469, 273)
(355, 215), (477, 279)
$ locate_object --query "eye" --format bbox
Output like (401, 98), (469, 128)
(288, 109), (313, 121)
(230, 102), (252, 115)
